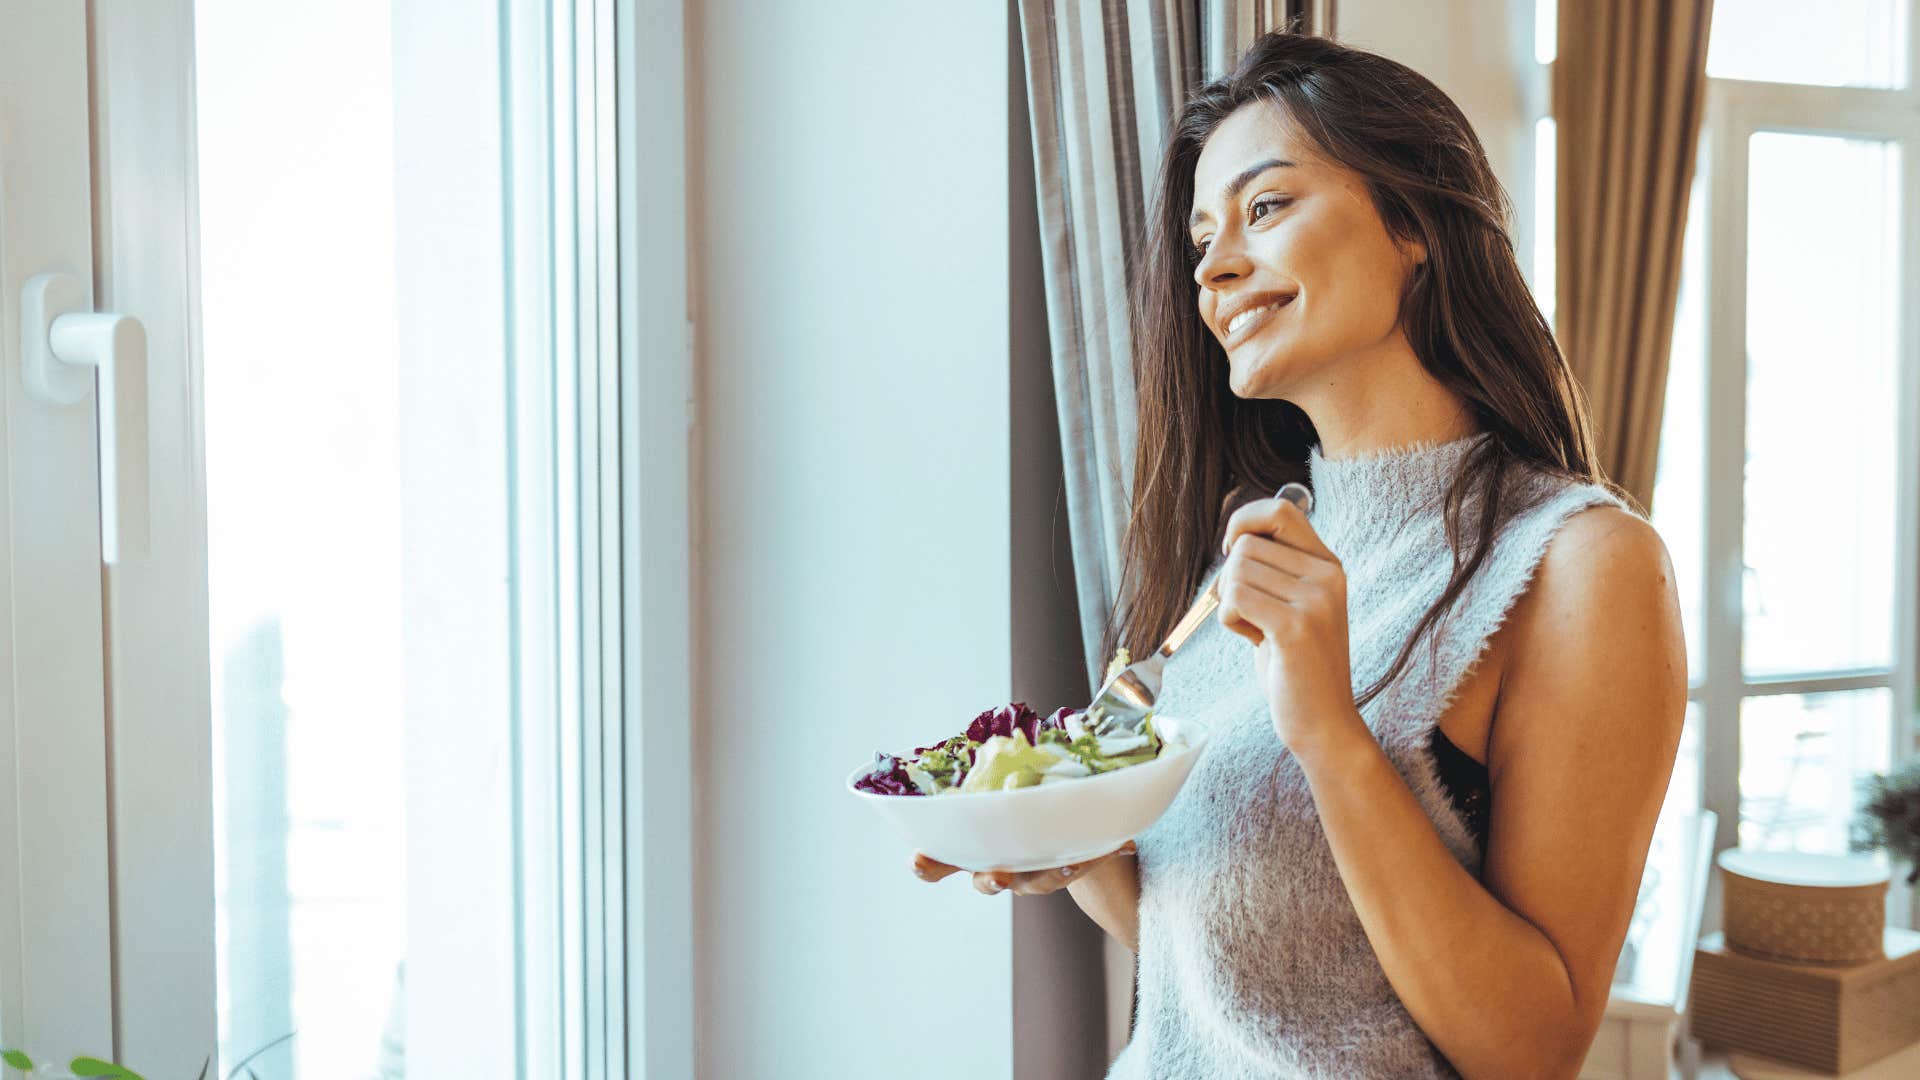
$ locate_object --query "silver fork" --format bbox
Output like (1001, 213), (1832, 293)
(1086, 482), (1314, 734)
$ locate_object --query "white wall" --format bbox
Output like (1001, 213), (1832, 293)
(689, 3), (1023, 1077)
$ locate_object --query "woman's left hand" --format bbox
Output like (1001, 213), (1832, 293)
(1217, 494), (1364, 755)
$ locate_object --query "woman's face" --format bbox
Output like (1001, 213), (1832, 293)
(1188, 100), (1424, 399)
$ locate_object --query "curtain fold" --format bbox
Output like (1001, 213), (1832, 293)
(1018, 0), (1332, 693)
(1017, 4), (1332, 1053)
(1554, 0), (1714, 509)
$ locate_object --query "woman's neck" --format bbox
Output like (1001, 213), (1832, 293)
(1287, 333), (1478, 459)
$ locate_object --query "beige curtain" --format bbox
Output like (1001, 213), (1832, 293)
(1554, 0), (1714, 509)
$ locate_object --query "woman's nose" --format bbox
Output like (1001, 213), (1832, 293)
(1193, 234), (1250, 287)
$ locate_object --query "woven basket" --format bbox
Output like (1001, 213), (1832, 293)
(1719, 851), (1889, 965)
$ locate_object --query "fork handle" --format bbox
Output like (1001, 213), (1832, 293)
(1157, 581), (1222, 658)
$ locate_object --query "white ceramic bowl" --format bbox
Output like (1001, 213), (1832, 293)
(847, 719), (1209, 873)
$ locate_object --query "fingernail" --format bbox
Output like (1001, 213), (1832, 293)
(1059, 866), (1076, 878)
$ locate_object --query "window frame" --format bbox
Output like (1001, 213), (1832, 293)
(614, 0), (696, 1074)
(1532, 1), (1920, 927)
(38, 0), (697, 1075)
(0, 0), (118, 1062)
(1688, 77), (1920, 922)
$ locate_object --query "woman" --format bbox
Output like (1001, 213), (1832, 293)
(913, 31), (1685, 1079)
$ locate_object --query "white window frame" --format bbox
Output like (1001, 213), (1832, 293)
(1689, 71), (1920, 921)
(0, 0), (118, 1063)
(1530, 3), (1920, 927)
(616, 0), (696, 1074)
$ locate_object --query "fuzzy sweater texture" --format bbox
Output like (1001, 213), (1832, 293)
(1108, 434), (1623, 1079)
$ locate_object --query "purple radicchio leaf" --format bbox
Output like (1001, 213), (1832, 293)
(1042, 707), (1082, 732)
(853, 752), (921, 796)
(967, 702), (1043, 745)
(1010, 703), (1042, 744)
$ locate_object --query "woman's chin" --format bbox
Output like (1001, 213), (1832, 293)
(1227, 352), (1283, 399)
(1226, 338), (1319, 400)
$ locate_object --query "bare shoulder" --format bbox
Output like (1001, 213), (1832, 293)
(1512, 504), (1675, 632)
(1501, 502), (1685, 724)
(1541, 503), (1670, 586)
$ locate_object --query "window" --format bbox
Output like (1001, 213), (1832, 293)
(0, 0), (693, 1073)
(1534, 1), (1920, 908)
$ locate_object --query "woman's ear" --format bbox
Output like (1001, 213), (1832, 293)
(1403, 235), (1428, 272)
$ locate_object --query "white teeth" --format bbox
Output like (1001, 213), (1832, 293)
(1227, 302), (1278, 336)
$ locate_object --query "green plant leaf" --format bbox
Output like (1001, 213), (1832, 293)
(70, 1056), (143, 1079)
(2, 1049), (33, 1071)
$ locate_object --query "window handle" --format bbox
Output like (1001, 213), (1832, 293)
(21, 271), (150, 564)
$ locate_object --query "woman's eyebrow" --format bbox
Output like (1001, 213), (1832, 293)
(1189, 158), (1297, 229)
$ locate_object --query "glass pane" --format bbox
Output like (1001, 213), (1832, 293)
(1738, 689), (1892, 854)
(196, 3), (559, 1075)
(1650, 166), (1706, 683)
(1742, 132), (1900, 676)
(198, 5), (405, 1074)
(1708, 0), (1906, 88)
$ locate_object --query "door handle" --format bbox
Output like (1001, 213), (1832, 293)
(20, 271), (150, 564)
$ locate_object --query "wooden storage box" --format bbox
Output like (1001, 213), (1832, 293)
(1690, 929), (1920, 1075)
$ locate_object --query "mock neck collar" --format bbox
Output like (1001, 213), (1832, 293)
(1306, 432), (1491, 552)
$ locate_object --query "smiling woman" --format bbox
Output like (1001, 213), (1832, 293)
(1040, 31), (1688, 1080)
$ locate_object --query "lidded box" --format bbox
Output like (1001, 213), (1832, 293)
(1690, 929), (1920, 1075)
(1718, 850), (1889, 965)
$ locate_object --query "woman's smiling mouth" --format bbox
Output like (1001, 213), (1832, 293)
(1223, 293), (1296, 345)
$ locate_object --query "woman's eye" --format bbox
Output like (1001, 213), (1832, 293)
(1249, 195), (1291, 221)
(1189, 197), (1292, 261)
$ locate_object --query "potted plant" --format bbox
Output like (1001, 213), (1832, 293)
(1853, 759), (1920, 886)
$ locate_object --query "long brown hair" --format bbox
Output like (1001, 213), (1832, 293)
(1105, 31), (1612, 707)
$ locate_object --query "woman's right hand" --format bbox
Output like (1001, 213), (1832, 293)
(910, 841), (1136, 896)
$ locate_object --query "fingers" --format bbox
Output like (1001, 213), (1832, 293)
(919, 841), (1137, 896)
(1222, 495), (1337, 563)
(1217, 575), (1292, 645)
(911, 852), (962, 882)
(981, 865), (1081, 896)
(1217, 501), (1345, 645)
(1227, 533), (1320, 583)
(1217, 552), (1304, 641)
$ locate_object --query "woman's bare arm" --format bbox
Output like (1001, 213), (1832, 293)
(1064, 849), (1140, 951)
(1295, 507), (1685, 1079)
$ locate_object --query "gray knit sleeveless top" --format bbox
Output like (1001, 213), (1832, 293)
(1108, 434), (1624, 1080)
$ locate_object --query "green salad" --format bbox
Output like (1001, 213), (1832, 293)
(853, 651), (1186, 796)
